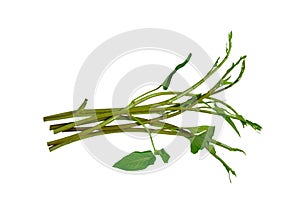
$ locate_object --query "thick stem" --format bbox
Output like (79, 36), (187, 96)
(48, 127), (192, 152)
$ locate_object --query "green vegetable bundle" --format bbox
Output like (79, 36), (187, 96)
(43, 32), (262, 182)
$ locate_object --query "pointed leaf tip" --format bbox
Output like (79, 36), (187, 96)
(156, 148), (170, 163)
(113, 151), (156, 171)
(229, 31), (233, 39)
(162, 53), (192, 90)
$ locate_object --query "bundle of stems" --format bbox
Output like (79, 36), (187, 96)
(44, 32), (261, 181)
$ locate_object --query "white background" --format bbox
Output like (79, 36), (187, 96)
(1, 0), (299, 199)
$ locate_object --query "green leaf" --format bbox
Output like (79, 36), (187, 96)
(234, 114), (262, 131)
(205, 97), (262, 132)
(113, 151), (156, 171)
(190, 126), (215, 154)
(245, 119), (262, 131)
(162, 53), (192, 90)
(207, 145), (236, 183)
(211, 139), (246, 155)
(213, 104), (240, 137)
(224, 117), (240, 136)
(213, 57), (220, 68)
(156, 148), (170, 163)
(221, 76), (232, 85)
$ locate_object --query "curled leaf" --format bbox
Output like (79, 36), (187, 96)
(156, 148), (170, 163)
(162, 53), (192, 90)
